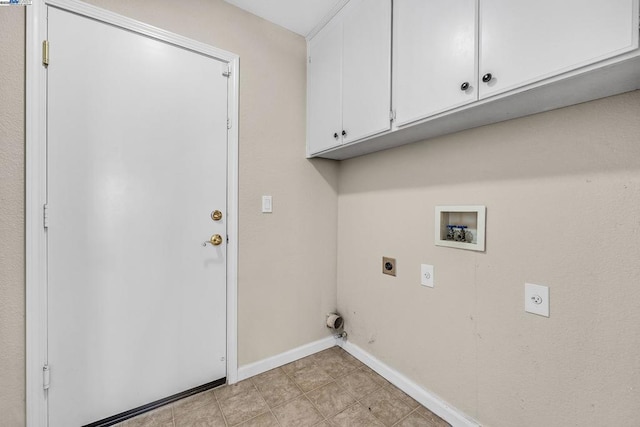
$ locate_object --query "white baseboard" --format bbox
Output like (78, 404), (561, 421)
(235, 336), (480, 427)
(236, 336), (337, 382)
(339, 341), (481, 427)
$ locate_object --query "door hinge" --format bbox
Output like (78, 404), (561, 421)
(227, 118), (232, 129)
(43, 365), (50, 390)
(308, 56), (312, 64)
(42, 40), (49, 67)
(222, 65), (231, 78)
(43, 203), (49, 229)
(389, 110), (396, 121)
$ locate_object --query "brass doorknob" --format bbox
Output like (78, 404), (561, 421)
(211, 210), (223, 221)
(209, 234), (223, 246)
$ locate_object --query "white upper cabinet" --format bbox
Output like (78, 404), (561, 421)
(308, 0), (640, 160)
(341, 0), (392, 143)
(479, 0), (639, 98)
(307, 18), (343, 155)
(307, 0), (391, 156)
(394, 0), (478, 127)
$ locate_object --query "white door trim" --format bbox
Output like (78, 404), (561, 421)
(25, 1), (240, 424)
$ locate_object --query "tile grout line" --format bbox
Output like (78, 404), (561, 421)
(318, 349), (387, 423)
(315, 355), (418, 426)
(279, 362), (330, 424)
(336, 347), (450, 426)
(390, 407), (421, 427)
(340, 373), (390, 426)
(266, 405), (282, 426)
(238, 389), (271, 427)
(213, 385), (231, 427)
(299, 358), (382, 424)
(256, 369), (306, 409)
(248, 376), (283, 427)
(351, 360), (449, 426)
(279, 350), (354, 424)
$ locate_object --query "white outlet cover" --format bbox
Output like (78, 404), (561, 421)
(421, 264), (434, 288)
(525, 283), (549, 317)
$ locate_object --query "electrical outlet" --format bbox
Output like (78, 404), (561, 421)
(525, 283), (549, 317)
(382, 257), (396, 276)
(421, 264), (434, 287)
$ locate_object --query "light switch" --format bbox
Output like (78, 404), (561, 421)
(262, 195), (272, 213)
(525, 283), (549, 317)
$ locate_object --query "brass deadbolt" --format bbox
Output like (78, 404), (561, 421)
(211, 210), (223, 221)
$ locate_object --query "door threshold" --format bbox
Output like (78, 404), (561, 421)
(83, 378), (227, 427)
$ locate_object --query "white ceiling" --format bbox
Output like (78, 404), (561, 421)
(224, 0), (346, 38)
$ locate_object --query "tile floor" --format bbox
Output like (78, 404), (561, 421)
(117, 346), (450, 427)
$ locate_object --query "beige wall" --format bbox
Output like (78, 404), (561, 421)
(338, 90), (640, 426)
(0, 1), (338, 423)
(0, 7), (26, 427)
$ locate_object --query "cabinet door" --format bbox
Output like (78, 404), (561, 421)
(394, 0), (478, 127)
(341, 0), (392, 143)
(480, 0), (638, 98)
(308, 18), (343, 155)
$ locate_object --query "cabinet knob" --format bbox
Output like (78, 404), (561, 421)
(342, 130), (347, 137)
(460, 82), (470, 91)
(482, 73), (493, 83)
(333, 132), (339, 139)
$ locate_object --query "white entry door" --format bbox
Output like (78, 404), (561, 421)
(46, 6), (229, 426)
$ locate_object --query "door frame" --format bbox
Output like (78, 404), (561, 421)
(25, 1), (240, 424)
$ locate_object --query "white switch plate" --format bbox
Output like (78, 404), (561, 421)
(262, 195), (272, 213)
(525, 283), (549, 317)
(421, 264), (434, 287)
